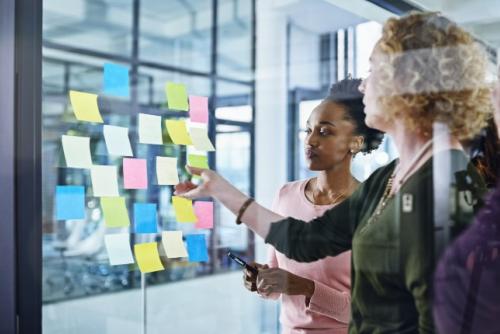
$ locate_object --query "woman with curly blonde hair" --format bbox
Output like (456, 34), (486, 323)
(173, 12), (491, 333)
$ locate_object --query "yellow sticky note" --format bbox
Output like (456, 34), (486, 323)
(69, 90), (103, 123)
(189, 127), (215, 152)
(134, 242), (164, 273)
(172, 196), (197, 223)
(187, 154), (209, 169)
(165, 82), (189, 111)
(165, 120), (192, 145)
(101, 197), (130, 228)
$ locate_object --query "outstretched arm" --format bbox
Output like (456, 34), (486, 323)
(175, 167), (357, 261)
(175, 167), (283, 238)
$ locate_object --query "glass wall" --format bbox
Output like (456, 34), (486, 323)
(42, 0), (257, 333)
(288, 17), (398, 182)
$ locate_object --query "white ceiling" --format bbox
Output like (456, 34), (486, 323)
(408, 0), (500, 50)
(272, 0), (369, 33)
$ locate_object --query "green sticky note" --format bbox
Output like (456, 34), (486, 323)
(165, 82), (189, 111)
(101, 197), (131, 228)
(187, 154), (209, 169)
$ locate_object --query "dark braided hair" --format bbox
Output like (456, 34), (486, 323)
(324, 78), (384, 153)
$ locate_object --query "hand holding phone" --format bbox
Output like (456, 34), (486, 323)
(227, 252), (259, 275)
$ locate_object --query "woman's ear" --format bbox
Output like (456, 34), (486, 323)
(350, 136), (365, 154)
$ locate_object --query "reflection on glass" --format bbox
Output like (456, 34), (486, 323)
(43, 0), (133, 55)
(140, 0), (213, 73)
(217, 0), (253, 80)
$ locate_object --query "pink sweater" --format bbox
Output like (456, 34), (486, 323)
(265, 179), (351, 334)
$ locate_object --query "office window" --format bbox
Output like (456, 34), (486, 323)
(42, 0), (258, 333)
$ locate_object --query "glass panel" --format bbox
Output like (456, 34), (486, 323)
(42, 69), (143, 333)
(215, 80), (253, 121)
(139, 0), (213, 73)
(137, 67), (211, 108)
(43, 0), (133, 56)
(217, 0), (253, 80)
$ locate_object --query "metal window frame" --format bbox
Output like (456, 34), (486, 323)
(0, 0), (17, 332)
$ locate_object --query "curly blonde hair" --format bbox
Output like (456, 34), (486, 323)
(373, 11), (492, 140)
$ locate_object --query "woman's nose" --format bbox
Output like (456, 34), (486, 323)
(305, 133), (318, 146)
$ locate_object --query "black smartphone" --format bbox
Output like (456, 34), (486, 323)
(227, 252), (259, 275)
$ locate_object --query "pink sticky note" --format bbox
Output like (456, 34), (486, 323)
(189, 96), (209, 124)
(194, 201), (213, 229)
(123, 158), (148, 189)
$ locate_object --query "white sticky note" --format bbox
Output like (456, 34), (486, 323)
(138, 113), (163, 145)
(161, 231), (188, 258)
(61, 135), (93, 168)
(189, 127), (215, 152)
(91, 165), (119, 197)
(103, 125), (133, 156)
(104, 234), (134, 265)
(156, 157), (179, 185)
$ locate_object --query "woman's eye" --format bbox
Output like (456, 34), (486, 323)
(305, 129), (312, 134)
(319, 129), (330, 136)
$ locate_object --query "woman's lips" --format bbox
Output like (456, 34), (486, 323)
(305, 148), (318, 159)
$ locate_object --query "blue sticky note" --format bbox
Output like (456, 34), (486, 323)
(185, 234), (209, 262)
(134, 203), (158, 233)
(103, 63), (130, 98)
(56, 186), (85, 220)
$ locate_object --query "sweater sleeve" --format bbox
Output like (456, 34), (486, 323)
(264, 183), (362, 262)
(264, 162), (395, 263)
(307, 280), (351, 323)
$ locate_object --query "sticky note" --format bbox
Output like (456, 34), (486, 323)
(161, 231), (188, 258)
(189, 96), (209, 123)
(138, 113), (163, 145)
(62, 135), (93, 168)
(156, 156), (179, 185)
(165, 82), (189, 111)
(123, 158), (148, 189)
(172, 196), (197, 223)
(165, 120), (192, 145)
(91, 165), (119, 197)
(69, 90), (103, 123)
(185, 234), (209, 262)
(134, 242), (164, 273)
(101, 197), (130, 228)
(104, 234), (134, 265)
(189, 127), (215, 151)
(187, 154), (209, 169)
(103, 125), (133, 156)
(134, 203), (158, 233)
(103, 63), (130, 98)
(56, 185), (85, 220)
(194, 202), (214, 229)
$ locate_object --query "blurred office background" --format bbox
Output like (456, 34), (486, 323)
(40, 0), (499, 333)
